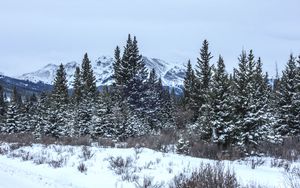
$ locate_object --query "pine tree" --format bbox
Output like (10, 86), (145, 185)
(144, 69), (162, 130)
(113, 46), (122, 85)
(47, 64), (69, 138)
(52, 64), (68, 105)
(276, 54), (299, 136)
(73, 66), (82, 104)
(159, 84), (175, 129)
(119, 35), (148, 119)
(294, 55), (300, 135)
(12, 87), (22, 106)
(81, 53), (97, 98)
(231, 50), (274, 149)
(192, 40), (214, 140)
(193, 39), (213, 120)
(0, 84), (5, 116)
(5, 87), (22, 133)
(183, 60), (196, 110)
(210, 55), (233, 147)
(195, 40), (213, 90)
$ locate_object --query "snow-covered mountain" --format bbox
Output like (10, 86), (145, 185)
(18, 56), (186, 89)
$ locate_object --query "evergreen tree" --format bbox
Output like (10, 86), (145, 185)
(193, 39), (213, 120)
(144, 69), (162, 130)
(113, 46), (122, 85)
(73, 66), (82, 103)
(119, 35), (148, 118)
(52, 64), (68, 105)
(5, 88), (22, 133)
(0, 84), (5, 116)
(81, 53), (97, 98)
(47, 64), (69, 138)
(210, 56), (233, 147)
(183, 60), (196, 110)
(195, 39), (213, 90)
(232, 50), (274, 149)
(276, 54), (299, 136)
(12, 87), (22, 106)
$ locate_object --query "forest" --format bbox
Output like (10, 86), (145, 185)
(0, 34), (300, 158)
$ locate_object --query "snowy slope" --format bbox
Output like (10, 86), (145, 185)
(18, 56), (186, 89)
(0, 143), (298, 188)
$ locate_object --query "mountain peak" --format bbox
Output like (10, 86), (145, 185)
(17, 56), (186, 90)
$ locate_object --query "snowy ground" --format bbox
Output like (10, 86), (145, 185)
(0, 142), (299, 188)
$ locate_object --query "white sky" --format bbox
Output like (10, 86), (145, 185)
(0, 0), (300, 76)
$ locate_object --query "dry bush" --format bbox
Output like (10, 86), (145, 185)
(134, 176), (164, 188)
(259, 136), (300, 161)
(0, 133), (34, 145)
(80, 146), (94, 161)
(95, 137), (115, 148)
(174, 108), (194, 130)
(48, 158), (65, 168)
(284, 166), (300, 188)
(39, 135), (91, 146)
(106, 156), (139, 181)
(171, 162), (238, 188)
(126, 129), (177, 152)
(77, 163), (88, 173)
(189, 141), (243, 160)
(107, 156), (134, 175)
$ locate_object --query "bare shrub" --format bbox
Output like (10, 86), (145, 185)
(0, 133), (34, 145)
(174, 108), (194, 130)
(77, 163), (88, 173)
(259, 136), (300, 161)
(39, 135), (91, 146)
(80, 146), (94, 161)
(284, 166), (300, 188)
(250, 158), (265, 169)
(33, 156), (47, 165)
(21, 151), (32, 161)
(48, 158), (65, 168)
(134, 146), (143, 160)
(107, 156), (134, 175)
(188, 139), (244, 160)
(171, 162), (238, 188)
(134, 176), (164, 188)
(106, 156), (139, 181)
(270, 159), (291, 170)
(96, 137), (115, 148)
(39, 136), (57, 145)
(126, 129), (177, 152)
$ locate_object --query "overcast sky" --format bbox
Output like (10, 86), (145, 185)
(0, 0), (300, 76)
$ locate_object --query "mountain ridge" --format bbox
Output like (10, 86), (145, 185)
(18, 56), (186, 90)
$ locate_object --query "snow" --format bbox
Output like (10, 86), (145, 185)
(0, 143), (298, 188)
(17, 56), (186, 89)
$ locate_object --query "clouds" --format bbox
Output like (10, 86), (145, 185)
(0, 0), (300, 76)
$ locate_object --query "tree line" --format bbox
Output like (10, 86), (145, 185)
(0, 34), (176, 141)
(0, 35), (299, 151)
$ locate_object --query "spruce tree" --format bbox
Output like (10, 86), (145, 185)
(183, 60), (196, 110)
(193, 39), (213, 120)
(144, 69), (162, 130)
(52, 64), (68, 105)
(118, 35), (148, 118)
(232, 50), (274, 149)
(48, 64), (69, 138)
(81, 53), (97, 98)
(276, 54), (299, 136)
(0, 84), (5, 116)
(210, 56), (233, 147)
(5, 87), (22, 133)
(73, 66), (82, 104)
(113, 46), (122, 85)
(195, 39), (213, 90)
